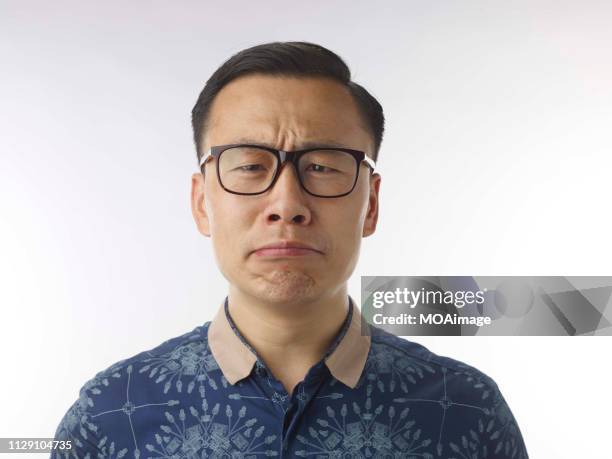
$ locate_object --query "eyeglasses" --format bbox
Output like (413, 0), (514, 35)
(199, 143), (376, 198)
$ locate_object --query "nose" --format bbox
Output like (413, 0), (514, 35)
(264, 161), (312, 225)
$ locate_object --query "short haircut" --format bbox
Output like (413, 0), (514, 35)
(191, 41), (385, 165)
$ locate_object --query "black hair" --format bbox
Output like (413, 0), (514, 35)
(191, 41), (384, 165)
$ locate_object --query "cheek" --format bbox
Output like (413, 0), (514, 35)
(342, 185), (370, 228)
(206, 198), (249, 261)
(325, 202), (366, 254)
(208, 200), (237, 254)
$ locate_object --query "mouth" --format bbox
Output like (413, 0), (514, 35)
(252, 241), (323, 258)
(253, 247), (321, 257)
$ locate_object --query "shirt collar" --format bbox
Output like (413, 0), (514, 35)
(207, 295), (371, 389)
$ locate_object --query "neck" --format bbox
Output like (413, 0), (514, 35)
(226, 285), (350, 387)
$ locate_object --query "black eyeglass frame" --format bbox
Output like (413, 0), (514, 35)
(199, 143), (376, 198)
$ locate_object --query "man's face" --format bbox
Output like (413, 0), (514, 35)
(191, 74), (381, 305)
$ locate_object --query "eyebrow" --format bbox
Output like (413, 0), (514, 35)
(230, 137), (351, 150)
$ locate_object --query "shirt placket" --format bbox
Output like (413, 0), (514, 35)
(254, 359), (327, 457)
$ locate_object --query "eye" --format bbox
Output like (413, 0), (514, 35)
(234, 164), (267, 172)
(305, 163), (338, 173)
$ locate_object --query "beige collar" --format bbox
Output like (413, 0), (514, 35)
(207, 295), (371, 389)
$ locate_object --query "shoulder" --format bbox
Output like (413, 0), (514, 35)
(365, 326), (528, 458)
(52, 322), (216, 454)
(368, 324), (502, 404)
(82, 321), (214, 400)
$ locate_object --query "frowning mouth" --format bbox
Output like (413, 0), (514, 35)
(252, 240), (323, 257)
(253, 247), (321, 257)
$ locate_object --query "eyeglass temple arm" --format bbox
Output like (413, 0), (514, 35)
(362, 154), (376, 172)
(199, 149), (212, 169)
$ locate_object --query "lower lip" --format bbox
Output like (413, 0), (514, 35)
(254, 248), (320, 257)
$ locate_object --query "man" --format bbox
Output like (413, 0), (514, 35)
(52, 41), (528, 458)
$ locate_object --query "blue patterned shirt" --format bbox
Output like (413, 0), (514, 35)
(52, 295), (528, 458)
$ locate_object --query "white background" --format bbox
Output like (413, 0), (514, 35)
(1, 1), (611, 457)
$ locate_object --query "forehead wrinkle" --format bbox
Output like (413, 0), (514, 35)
(211, 113), (354, 150)
(229, 136), (354, 150)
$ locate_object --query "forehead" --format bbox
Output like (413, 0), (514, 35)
(204, 74), (373, 151)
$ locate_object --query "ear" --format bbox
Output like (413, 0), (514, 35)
(191, 172), (211, 237)
(362, 173), (381, 238)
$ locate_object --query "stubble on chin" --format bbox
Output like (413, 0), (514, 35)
(256, 268), (317, 304)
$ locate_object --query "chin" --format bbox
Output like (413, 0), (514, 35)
(256, 270), (319, 304)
